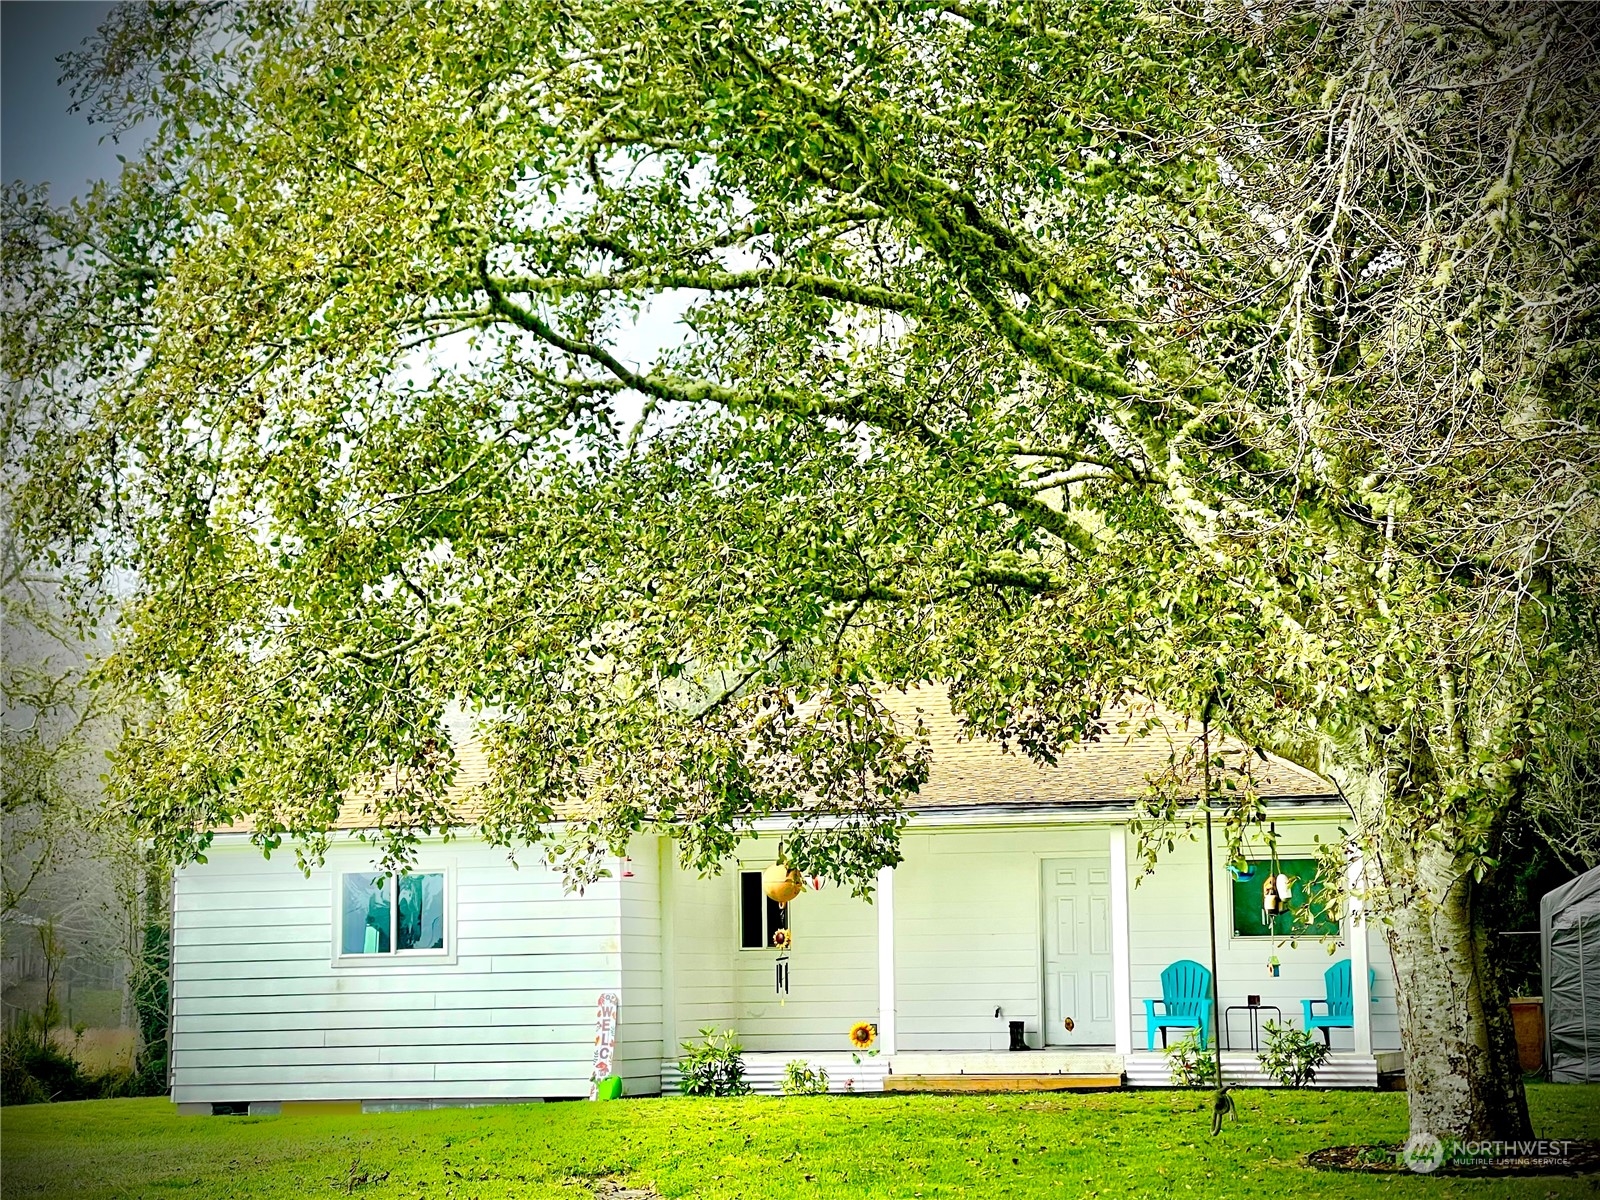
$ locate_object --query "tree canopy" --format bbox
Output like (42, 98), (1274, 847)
(5, 0), (1597, 1139)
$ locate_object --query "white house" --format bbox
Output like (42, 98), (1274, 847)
(168, 687), (1402, 1113)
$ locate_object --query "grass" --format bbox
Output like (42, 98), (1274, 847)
(1, 1086), (1597, 1200)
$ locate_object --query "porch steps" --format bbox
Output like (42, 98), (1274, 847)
(884, 1074), (1122, 1093)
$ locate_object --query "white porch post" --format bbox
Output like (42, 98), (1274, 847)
(876, 864), (897, 1055)
(1109, 826), (1133, 1055)
(1349, 897), (1373, 1056)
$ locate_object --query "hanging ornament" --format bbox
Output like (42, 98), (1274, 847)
(807, 875), (825, 892)
(763, 862), (804, 904)
(1262, 832), (1286, 929)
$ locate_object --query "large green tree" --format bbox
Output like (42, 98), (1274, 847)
(5, 0), (1596, 1140)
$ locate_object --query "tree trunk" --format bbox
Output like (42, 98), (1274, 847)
(1381, 834), (1532, 1141)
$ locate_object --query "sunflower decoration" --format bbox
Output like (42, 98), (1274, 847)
(849, 1021), (877, 1052)
(773, 927), (792, 1000)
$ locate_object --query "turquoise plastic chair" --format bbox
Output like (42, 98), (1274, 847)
(1143, 959), (1214, 1050)
(1301, 960), (1377, 1046)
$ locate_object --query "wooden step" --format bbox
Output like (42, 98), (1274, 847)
(882, 1073), (1123, 1093)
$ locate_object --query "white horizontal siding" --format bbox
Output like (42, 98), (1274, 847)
(170, 840), (627, 1105)
(172, 963), (622, 999)
(615, 837), (664, 1096)
(174, 1022), (601, 1050)
(1125, 821), (1400, 1054)
(171, 1079), (558, 1103)
(894, 828), (1111, 1051)
(667, 837), (877, 1054)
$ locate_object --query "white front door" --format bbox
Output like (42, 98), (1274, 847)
(1043, 857), (1115, 1046)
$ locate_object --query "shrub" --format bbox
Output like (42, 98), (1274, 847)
(1163, 1029), (1218, 1088)
(1256, 1020), (1331, 1088)
(1, 1018), (96, 1105)
(780, 1060), (829, 1096)
(676, 1027), (749, 1097)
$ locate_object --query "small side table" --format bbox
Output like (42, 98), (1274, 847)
(1224, 1004), (1282, 1051)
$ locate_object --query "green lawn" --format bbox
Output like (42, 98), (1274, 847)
(2, 1087), (1597, 1200)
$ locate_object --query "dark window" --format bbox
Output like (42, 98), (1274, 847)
(739, 871), (789, 949)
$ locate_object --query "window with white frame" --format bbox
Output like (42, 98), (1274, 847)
(738, 870), (789, 950)
(340, 871), (447, 956)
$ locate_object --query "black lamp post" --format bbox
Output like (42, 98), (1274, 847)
(1202, 715), (1225, 1090)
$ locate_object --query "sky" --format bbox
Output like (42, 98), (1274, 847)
(2, 1), (136, 198)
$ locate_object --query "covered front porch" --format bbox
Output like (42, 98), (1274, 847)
(655, 818), (1399, 1093)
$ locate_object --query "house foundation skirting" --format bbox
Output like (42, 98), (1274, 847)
(1123, 1051), (1379, 1089)
(661, 1049), (1381, 1094)
(661, 1052), (892, 1095)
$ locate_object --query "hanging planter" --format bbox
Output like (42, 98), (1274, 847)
(1228, 862), (1255, 883)
(763, 862), (804, 904)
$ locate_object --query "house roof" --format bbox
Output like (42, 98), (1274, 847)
(219, 684), (1334, 835)
(873, 685), (1332, 811)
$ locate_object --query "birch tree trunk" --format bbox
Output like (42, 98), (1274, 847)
(1378, 825), (1533, 1139)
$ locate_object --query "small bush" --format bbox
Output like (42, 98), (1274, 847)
(126, 1050), (169, 1097)
(1, 1020), (97, 1105)
(1257, 1020), (1331, 1088)
(1164, 1029), (1218, 1088)
(676, 1027), (749, 1097)
(780, 1059), (829, 1096)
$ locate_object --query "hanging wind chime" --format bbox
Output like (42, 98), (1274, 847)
(762, 860), (804, 1000)
(1259, 823), (1293, 932)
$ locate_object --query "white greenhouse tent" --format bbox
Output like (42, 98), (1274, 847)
(1541, 865), (1600, 1083)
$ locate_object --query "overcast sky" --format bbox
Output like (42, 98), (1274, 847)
(3, 1), (136, 198)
